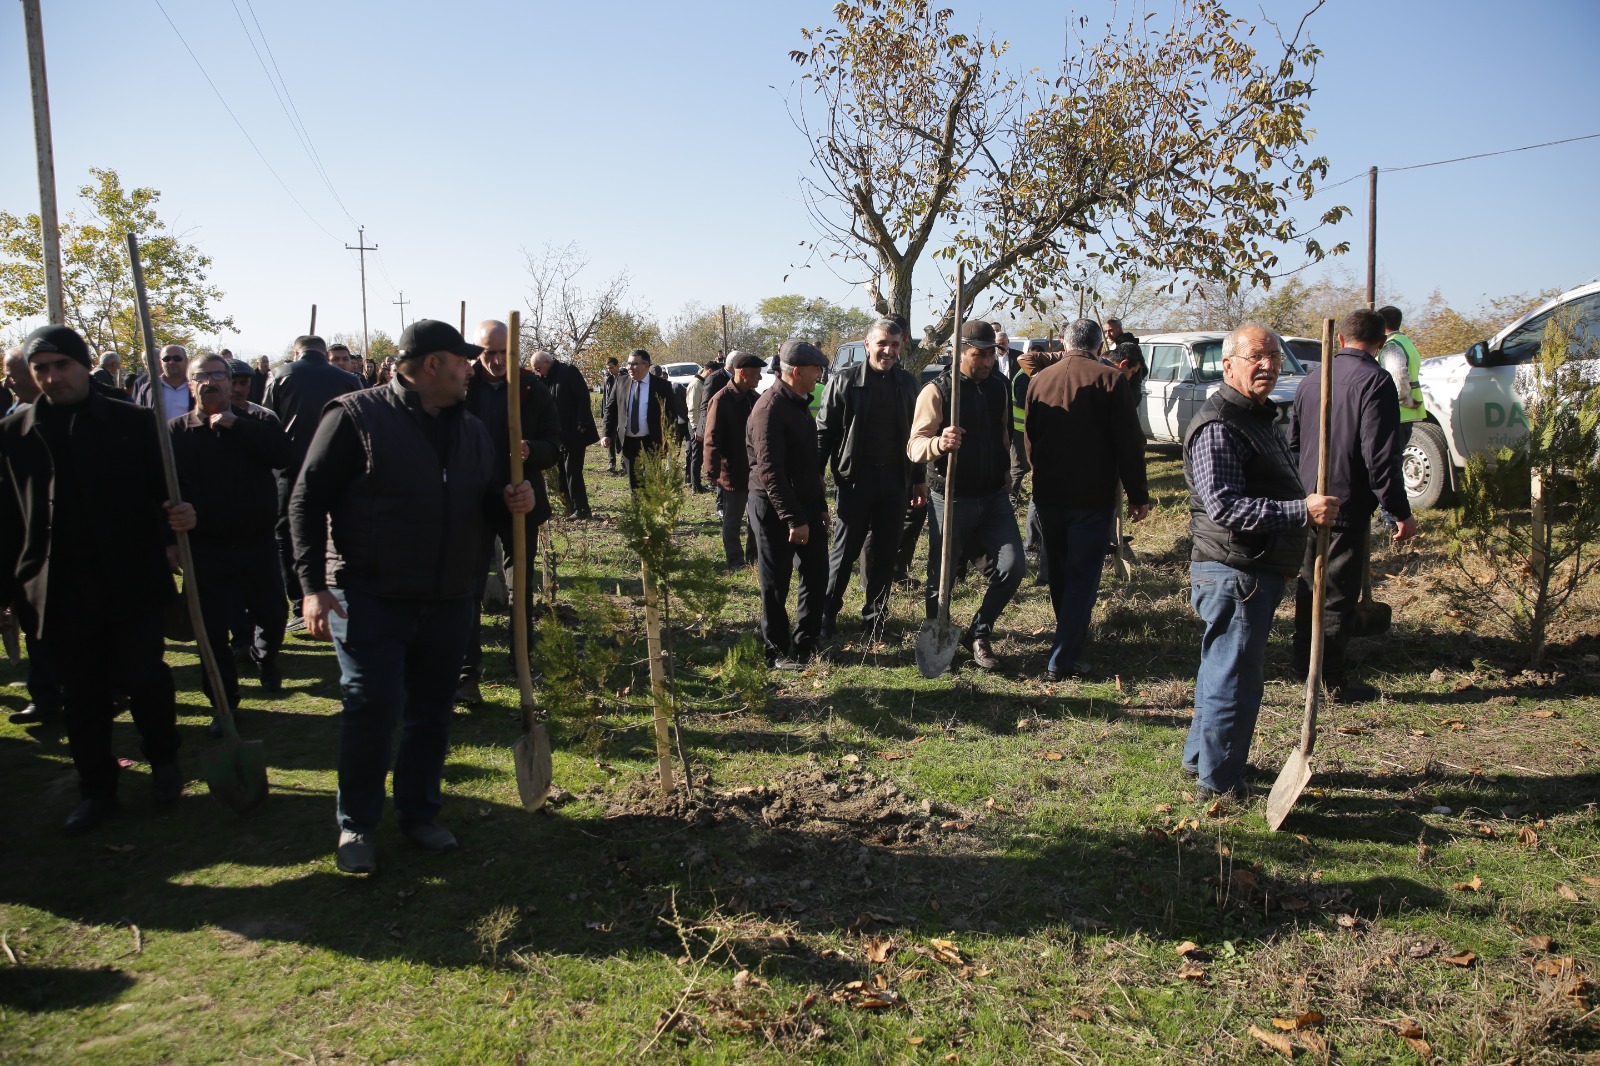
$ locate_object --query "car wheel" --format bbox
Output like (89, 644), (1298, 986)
(1403, 422), (1452, 509)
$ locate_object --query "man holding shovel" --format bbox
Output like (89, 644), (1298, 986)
(290, 319), (536, 875)
(1183, 324), (1340, 801)
(0, 325), (196, 834)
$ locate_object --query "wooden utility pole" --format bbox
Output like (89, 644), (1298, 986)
(22, 0), (64, 325)
(720, 304), (730, 358)
(392, 291), (409, 338)
(344, 226), (377, 355)
(459, 300), (466, 334)
(1366, 166), (1378, 309)
(308, 304), (317, 335)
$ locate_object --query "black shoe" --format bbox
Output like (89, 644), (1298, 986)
(819, 616), (836, 640)
(257, 656), (282, 693)
(455, 676), (482, 705)
(1044, 661), (1089, 683)
(151, 762), (183, 807)
(232, 645), (253, 666)
(1196, 782), (1252, 803)
(1330, 681), (1379, 704)
(9, 702), (52, 725)
(64, 796), (121, 835)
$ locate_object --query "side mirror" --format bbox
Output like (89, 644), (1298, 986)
(1465, 340), (1491, 367)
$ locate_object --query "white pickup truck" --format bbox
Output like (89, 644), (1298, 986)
(1411, 280), (1600, 508)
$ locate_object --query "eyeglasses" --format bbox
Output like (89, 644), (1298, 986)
(161, 356), (187, 363)
(192, 370), (231, 382)
(1228, 352), (1283, 367)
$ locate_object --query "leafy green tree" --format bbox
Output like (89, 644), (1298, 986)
(1447, 311), (1600, 668)
(660, 302), (762, 367)
(790, 0), (1346, 363)
(0, 168), (234, 372)
(756, 294), (874, 353)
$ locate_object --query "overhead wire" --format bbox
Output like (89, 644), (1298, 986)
(150, 0), (343, 243)
(1309, 131), (1600, 198)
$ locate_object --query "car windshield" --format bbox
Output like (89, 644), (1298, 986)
(664, 363), (698, 377)
(1194, 340), (1305, 381)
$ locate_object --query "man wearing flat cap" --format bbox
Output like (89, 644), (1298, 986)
(747, 340), (830, 669)
(703, 351), (764, 569)
(908, 321), (1024, 670)
(0, 325), (197, 834)
(290, 319), (537, 875)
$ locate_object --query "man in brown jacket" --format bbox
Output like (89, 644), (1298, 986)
(746, 341), (829, 669)
(1023, 318), (1150, 680)
(703, 352), (763, 569)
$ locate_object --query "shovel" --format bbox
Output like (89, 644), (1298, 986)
(505, 311), (554, 810)
(126, 233), (267, 815)
(916, 265), (965, 678)
(1266, 318), (1336, 831)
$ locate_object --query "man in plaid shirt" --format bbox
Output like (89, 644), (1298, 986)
(1181, 324), (1339, 801)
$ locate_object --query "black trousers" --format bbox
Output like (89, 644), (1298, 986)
(192, 538), (286, 709)
(686, 435), (705, 492)
(557, 441), (591, 517)
(892, 502), (926, 582)
(48, 610), (179, 800)
(1293, 522), (1369, 687)
(620, 435), (661, 491)
(274, 473), (300, 613)
(749, 494), (827, 661)
(463, 514), (541, 681)
(825, 466), (907, 630)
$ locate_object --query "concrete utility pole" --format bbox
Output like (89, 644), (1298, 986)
(345, 226), (377, 355)
(308, 304), (317, 334)
(22, 0), (64, 325)
(720, 304), (730, 358)
(392, 291), (409, 338)
(1366, 166), (1378, 310)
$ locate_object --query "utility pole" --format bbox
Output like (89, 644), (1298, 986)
(22, 0), (64, 325)
(345, 226), (377, 355)
(1366, 166), (1378, 310)
(720, 304), (730, 358)
(308, 304), (317, 334)
(392, 291), (409, 338)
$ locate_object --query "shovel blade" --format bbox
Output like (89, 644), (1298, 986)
(914, 618), (961, 678)
(514, 723), (554, 811)
(200, 737), (269, 816)
(1264, 748), (1313, 831)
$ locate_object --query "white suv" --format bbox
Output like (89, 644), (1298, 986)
(1412, 280), (1600, 508)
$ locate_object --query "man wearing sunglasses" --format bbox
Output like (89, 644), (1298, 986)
(132, 345), (195, 422)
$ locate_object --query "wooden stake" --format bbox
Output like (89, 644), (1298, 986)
(641, 561), (675, 795)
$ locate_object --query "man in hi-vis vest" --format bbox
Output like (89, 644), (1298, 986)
(1377, 305), (1426, 448)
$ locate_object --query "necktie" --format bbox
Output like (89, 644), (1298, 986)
(632, 381), (645, 436)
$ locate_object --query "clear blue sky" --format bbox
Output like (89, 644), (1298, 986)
(3, 0), (1596, 355)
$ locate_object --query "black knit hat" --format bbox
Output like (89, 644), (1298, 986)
(24, 324), (92, 368)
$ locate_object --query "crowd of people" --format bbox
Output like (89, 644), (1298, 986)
(1, 303), (1420, 866)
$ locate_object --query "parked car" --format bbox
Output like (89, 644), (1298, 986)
(1281, 335), (1323, 375)
(1136, 332), (1308, 445)
(661, 361), (701, 392)
(1413, 279), (1600, 508)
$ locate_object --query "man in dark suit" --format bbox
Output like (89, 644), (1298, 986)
(532, 350), (599, 519)
(263, 335), (360, 626)
(600, 349), (674, 491)
(0, 325), (196, 834)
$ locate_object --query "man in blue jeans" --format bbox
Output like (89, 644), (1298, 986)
(291, 319), (536, 875)
(1182, 324), (1339, 800)
(1022, 319), (1150, 680)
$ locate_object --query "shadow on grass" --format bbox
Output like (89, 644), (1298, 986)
(0, 966), (137, 1012)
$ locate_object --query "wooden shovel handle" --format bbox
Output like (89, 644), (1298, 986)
(935, 264), (963, 623)
(506, 313), (536, 729)
(1301, 317), (1337, 754)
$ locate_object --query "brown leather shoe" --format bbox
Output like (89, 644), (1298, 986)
(971, 638), (1000, 670)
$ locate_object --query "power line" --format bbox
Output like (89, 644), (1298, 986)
(234, 0), (361, 231)
(150, 0), (342, 243)
(1311, 131), (1600, 197)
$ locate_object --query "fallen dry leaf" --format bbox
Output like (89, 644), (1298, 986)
(1336, 725), (1364, 736)
(1204, 799), (1227, 819)
(1175, 940), (1201, 957)
(1402, 1035), (1435, 1061)
(1270, 1011), (1324, 1031)
(1040, 751), (1065, 761)
(940, 820), (973, 831)
(1517, 825), (1540, 847)
(864, 937), (894, 964)
(1443, 950), (1477, 967)
(1396, 1019), (1424, 1039)
(1558, 883), (1581, 902)
(1526, 934), (1554, 952)
(1153, 802), (1173, 814)
(1528, 709), (1555, 718)
(907, 1036), (924, 1045)
(1277, 895), (1310, 911)
(840, 753), (859, 764)
(1534, 957), (1574, 978)
(1248, 1024), (1294, 1058)
(1452, 876), (1483, 892)
(1177, 962), (1207, 982)
(1069, 1006), (1094, 1021)
(875, 751), (907, 761)
(1582, 876), (1600, 888)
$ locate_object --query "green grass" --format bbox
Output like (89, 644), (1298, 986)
(2, 451), (1596, 1063)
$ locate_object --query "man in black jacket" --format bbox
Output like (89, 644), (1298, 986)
(264, 335), (359, 625)
(703, 352), (763, 569)
(0, 325), (196, 834)
(1287, 308), (1416, 703)
(290, 319), (536, 875)
(816, 318), (925, 639)
(599, 357), (621, 473)
(171, 354), (294, 723)
(600, 349), (675, 491)
(457, 321), (560, 705)
(748, 341), (830, 669)
(531, 350), (599, 519)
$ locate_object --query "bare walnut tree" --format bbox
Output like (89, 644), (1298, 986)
(789, 0), (1347, 363)
(522, 241), (630, 381)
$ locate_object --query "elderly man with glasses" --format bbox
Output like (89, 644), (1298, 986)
(133, 345), (195, 421)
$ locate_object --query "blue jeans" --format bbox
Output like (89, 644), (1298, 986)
(1034, 505), (1113, 674)
(1185, 561), (1288, 794)
(329, 589), (474, 834)
(924, 489), (1023, 640)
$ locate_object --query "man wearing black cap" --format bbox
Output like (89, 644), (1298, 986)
(264, 335), (359, 627)
(600, 349), (674, 491)
(908, 321), (1023, 670)
(747, 340), (830, 669)
(816, 318), (925, 639)
(703, 352), (764, 569)
(0, 325), (197, 833)
(1024, 318), (1151, 680)
(290, 318), (537, 875)
(170, 355), (294, 718)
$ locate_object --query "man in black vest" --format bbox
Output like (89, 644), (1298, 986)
(1183, 324), (1339, 800)
(816, 318), (925, 640)
(908, 321), (1022, 671)
(290, 319), (536, 875)
(264, 335), (359, 626)
(0, 325), (196, 833)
